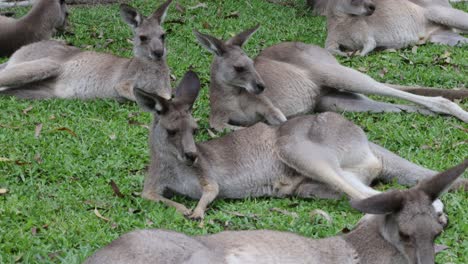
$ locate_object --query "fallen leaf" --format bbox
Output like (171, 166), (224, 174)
(224, 11), (240, 19)
(128, 112), (140, 118)
(34, 123), (43, 138)
(34, 153), (43, 164)
(109, 133), (117, 140)
(15, 160), (31, 166)
(207, 128), (217, 138)
(310, 209), (332, 223)
(452, 125), (468, 133)
(0, 157), (12, 162)
(22, 105), (33, 115)
(53, 127), (77, 137)
(0, 188), (8, 195)
(357, 67), (368, 73)
(378, 67), (388, 78)
(411, 46), (418, 54)
(188, 3), (207, 10)
(175, 2), (185, 13)
(146, 219), (154, 226)
(48, 251), (63, 260)
(270, 208), (298, 218)
(0, 124), (20, 129)
(385, 48), (397, 53)
(31, 227), (38, 236)
(109, 180), (124, 198)
(94, 208), (110, 222)
(49, 115), (56, 120)
(222, 210), (260, 219)
(203, 21), (211, 29)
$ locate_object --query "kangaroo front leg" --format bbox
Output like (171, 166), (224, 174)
(0, 59), (61, 87)
(142, 190), (192, 216)
(278, 139), (378, 200)
(359, 37), (377, 56)
(188, 180), (219, 220)
(115, 80), (137, 101)
(318, 64), (468, 122)
(250, 95), (287, 125)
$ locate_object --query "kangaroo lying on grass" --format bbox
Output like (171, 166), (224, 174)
(192, 26), (468, 131)
(134, 70), (466, 220)
(308, 0), (468, 56)
(85, 160), (468, 264)
(0, 1), (172, 101)
(0, 0), (68, 57)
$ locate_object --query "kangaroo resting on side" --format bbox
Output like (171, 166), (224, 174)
(85, 160), (468, 264)
(0, 1), (173, 101)
(192, 26), (468, 131)
(133, 70), (466, 220)
(308, 0), (468, 56)
(0, 0), (68, 57)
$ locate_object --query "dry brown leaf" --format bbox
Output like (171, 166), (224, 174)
(34, 153), (43, 164)
(270, 208), (299, 218)
(54, 127), (77, 137)
(203, 21), (211, 29)
(175, 2), (185, 13)
(224, 11), (240, 19)
(379, 68), (388, 78)
(22, 105), (33, 115)
(188, 3), (207, 10)
(411, 46), (418, 54)
(310, 209), (332, 223)
(94, 208), (110, 222)
(34, 123), (43, 138)
(0, 188), (8, 195)
(109, 180), (124, 198)
(357, 67), (368, 73)
(0, 157), (12, 162)
(109, 133), (117, 140)
(15, 160), (31, 166)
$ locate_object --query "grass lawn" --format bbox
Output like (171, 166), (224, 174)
(0, 0), (467, 263)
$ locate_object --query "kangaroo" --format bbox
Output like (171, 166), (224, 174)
(0, 0), (68, 57)
(308, 0), (468, 56)
(85, 160), (468, 264)
(133, 70), (466, 220)
(0, 1), (172, 101)
(192, 26), (468, 131)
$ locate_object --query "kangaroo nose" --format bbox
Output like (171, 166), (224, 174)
(152, 50), (164, 59)
(257, 83), (265, 93)
(367, 4), (375, 13)
(184, 152), (198, 163)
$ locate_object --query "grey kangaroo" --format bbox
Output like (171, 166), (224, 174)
(0, 1), (172, 101)
(192, 26), (468, 131)
(85, 160), (468, 264)
(308, 0), (468, 56)
(0, 0), (68, 57)
(133, 70), (466, 220)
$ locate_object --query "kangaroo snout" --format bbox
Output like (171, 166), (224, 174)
(184, 151), (198, 164)
(365, 4), (375, 16)
(151, 50), (165, 60)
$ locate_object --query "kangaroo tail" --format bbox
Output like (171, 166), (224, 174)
(387, 84), (468, 101)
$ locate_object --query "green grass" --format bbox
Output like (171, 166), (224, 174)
(0, 0), (467, 263)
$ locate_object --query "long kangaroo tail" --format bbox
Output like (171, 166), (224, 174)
(425, 6), (468, 30)
(388, 84), (468, 101)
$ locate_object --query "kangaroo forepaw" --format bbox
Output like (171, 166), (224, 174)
(187, 208), (205, 221)
(266, 109), (287, 126)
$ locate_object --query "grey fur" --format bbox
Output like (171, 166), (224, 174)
(85, 160), (468, 264)
(0, 1), (173, 101)
(0, 0), (68, 57)
(133, 70), (467, 220)
(315, 0), (468, 56)
(193, 29), (468, 130)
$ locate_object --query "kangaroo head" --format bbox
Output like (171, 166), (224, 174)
(351, 159), (468, 264)
(120, 0), (172, 61)
(335, 0), (375, 16)
(134, 71), (201, 166)
(41, 0), (68, 31)
(194, 25), (266, 95)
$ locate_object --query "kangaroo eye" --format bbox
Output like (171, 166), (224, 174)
(234, 66), (245, 73)
(167, 129), (177, 136)
(139, 35), (148, 42)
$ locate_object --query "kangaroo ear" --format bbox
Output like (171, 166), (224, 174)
(120, 4), (143, 28)
(350, 191), (404, 215)
(193, 30), (227, 56)
(152, 0), (173, 24)
(175, 70), (201, 109)
(417, 159), (468, 201)
(134, 87), (170, 115)
(227, 24), (260, 47)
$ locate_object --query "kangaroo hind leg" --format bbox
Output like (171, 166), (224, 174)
(426, 6), (468, 31)
(429, 30), (468, 46)
(315, 91), (434, 115)
(277, 139), (379, 200)
(0, 59), (61, 88)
